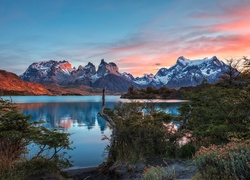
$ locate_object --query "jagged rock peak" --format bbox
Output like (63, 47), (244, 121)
(29, 60), (72, 70)
(106, 62), (119, 74)
(211, 56), (218, 60)
(58, 61), (73, 70)
(178, 56), (189, 61)
(176, 56), (190, 66)
(19, 55), (231, 92)
(122, 72), (134, 80)
(109, 62), (117, 66)
(177, 56), (190, 63)
(100, 59), (107, 65)
(84, 62), (95, 70)
(210, 56), (220, 62)
(96, 59), (119, 76)
(87, 62), (94, 66)
(78, 65), (84, 70)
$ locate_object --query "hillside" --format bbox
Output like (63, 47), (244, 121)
(0, 70), (52, 95)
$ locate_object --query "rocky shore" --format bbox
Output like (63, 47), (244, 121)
(29, 158), (196, 180)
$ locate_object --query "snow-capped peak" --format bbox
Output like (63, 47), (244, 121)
(175, 56), (223, 67)
(20, 56), (231, 91)
(122, 72), (134, 80)
(177, 56), (190, 66)
(132, 56), (230, 88)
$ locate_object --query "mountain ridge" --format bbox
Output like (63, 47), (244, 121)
(19, 56), (230, 92)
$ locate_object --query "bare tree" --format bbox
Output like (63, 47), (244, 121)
(98, 87), (116, 163)
(221, 58), (241, 85)
(243, 56), (250, 68)
(220, 57), (250, 85)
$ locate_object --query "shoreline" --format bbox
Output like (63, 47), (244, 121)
(64, 166), (99, 177)
(62, 159), (197, 179)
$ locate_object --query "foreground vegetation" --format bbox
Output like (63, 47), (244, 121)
(1, 57), (249, 179)
(101, 102), (194, 163)
(100, 57), (250, 179)
(0, 98), (72, 179)
(194, 139), (250, 179)
(121, 85), (179, 99)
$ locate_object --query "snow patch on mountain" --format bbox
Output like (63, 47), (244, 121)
(133, 74), (154, 86)
(20, 56), (230, 92)
(122, 72), (134, 81)
(132, 56), (229, 88)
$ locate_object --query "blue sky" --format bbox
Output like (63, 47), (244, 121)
(1, 0), (250, 76)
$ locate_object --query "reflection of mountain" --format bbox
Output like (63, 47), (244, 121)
(17, 101), (181, 132)
(17, 102), (115, 132)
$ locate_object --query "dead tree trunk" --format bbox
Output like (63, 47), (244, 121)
(98, 87), (116, 163)
(179, 105), (193, 131)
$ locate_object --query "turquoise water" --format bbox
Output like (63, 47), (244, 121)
(2, 96), (184, 168)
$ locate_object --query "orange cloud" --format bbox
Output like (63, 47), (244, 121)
(116, 32), (250, 77)
(197, 19), (250, 33)
(117, 53), (182, 77)
(98, 2), (250, 77)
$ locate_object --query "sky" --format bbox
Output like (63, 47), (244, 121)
(1, 0), (250, 77)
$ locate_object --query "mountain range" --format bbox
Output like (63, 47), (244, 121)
(19, 56), (230, 93)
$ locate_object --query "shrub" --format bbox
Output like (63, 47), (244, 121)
(194, 139), (250, 179)
(175, 143), (196, 159)
(104, 102), (175, 162)
(142, 165), (175, 180)
(0, 98), (72, 179)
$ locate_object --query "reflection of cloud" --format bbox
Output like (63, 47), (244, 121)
(18, 102), (108, 132)
(59, 118), (73, 130)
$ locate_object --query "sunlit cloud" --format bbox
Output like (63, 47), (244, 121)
(100, 1), (250, 76)
(1, 0), (250, 77)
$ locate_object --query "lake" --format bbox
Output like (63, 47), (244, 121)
(2, 96), (185, 168)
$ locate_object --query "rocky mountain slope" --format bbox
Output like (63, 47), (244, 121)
(20, 59), (139, 92)
(20, 56), (230, 92)
(135, 56), (229, 88)
(0, 70), (52, 95)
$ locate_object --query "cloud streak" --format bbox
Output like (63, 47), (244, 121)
(1, 0), (250, 77)
(96, 1), (250, 76)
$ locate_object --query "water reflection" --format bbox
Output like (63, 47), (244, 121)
(10, 96), (184, 168)
(16, 101), (181, 132)
(17, 102), (116, 132)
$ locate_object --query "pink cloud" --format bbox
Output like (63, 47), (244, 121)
(86, 1), (250, 77)
(194, 4), (250, 32)
(115, 32), (250, 76)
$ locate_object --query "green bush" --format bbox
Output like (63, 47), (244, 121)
(178, 84), (250, 145)
(142, 165), (175, 180)
(176, 143), (196, 159)
(0, 98), (72, 179)
(194, 139), (250, 179)
(104, 102), (175, 162)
